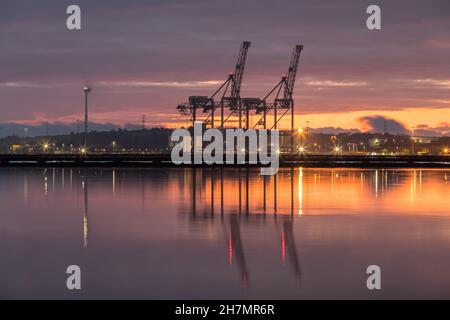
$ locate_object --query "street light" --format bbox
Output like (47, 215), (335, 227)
(83, 86), (91, 153)
(297, 128), (304, 148)
(411, 126), (415, 155)
(305, 120), (310, 150)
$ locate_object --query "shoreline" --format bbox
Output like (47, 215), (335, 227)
(1, 154), (449, 168)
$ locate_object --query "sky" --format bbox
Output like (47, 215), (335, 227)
(0, 0), (449, 136)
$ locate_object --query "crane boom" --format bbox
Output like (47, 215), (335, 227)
(284, 44), (303, 100)
(231, 41), (251, 99)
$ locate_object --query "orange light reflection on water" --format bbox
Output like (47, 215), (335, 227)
(166, 168), (450, 217)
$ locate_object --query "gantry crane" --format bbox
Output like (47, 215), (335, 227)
(177, 41), (251, 129)
(243, 45), (304, 132)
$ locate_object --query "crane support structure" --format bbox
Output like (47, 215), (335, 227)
(176, 41), (251, 129)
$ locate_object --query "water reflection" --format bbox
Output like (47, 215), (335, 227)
(187, 168), (302, 287)
(181, 168), (450, 217)
(1, 167), (450, 299)
(83, 174), (88, 249)
(181, 167), (450, 289)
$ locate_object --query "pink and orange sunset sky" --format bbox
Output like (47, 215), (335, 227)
(1, 0), (449, 136)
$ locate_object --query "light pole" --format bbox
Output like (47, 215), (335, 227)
(298, 127), (303, 139)
(297, 128), (304, 154)
(83, 86), (91, 153)
(411, 126), (415, 155)
(306, 120), (310, 149)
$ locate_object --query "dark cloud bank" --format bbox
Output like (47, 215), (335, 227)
(358, 115), (450, 136)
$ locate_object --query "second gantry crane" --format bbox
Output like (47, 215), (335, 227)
(244, 44), (304, 131)
(239, 44), (303, 152)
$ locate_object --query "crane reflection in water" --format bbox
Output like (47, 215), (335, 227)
(188, 167), (305, 288)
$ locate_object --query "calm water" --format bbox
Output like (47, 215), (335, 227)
(1, 167), (450, 299)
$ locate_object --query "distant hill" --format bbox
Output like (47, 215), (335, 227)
(0, 122), (142, 138)
(0, 127), (173, 153)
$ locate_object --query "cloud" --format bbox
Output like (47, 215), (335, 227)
(412, 79), (450, 89)
(357, 115), (450, 136)
(1, 0), (450, 126)
(303, 79), (368, 88)
(426, 36), (450, 48)
(413, 123), (450, 137)
(307, 127), (360, 134)
(95, 80), (222, 88)
(358, 115), (409, 134)
(0, 81), (61, 88)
